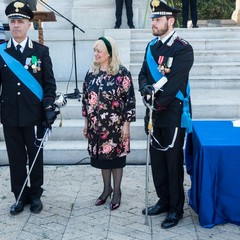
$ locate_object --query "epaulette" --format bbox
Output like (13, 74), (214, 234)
(176, 36), (189, 45)
(33, 40), (44, 47)
(0, 40), (7, 45)
(166, 32), (178, 47)
(28, 39), (34, 48)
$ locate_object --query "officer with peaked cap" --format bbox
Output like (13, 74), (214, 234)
(0, 1), (56, 215)
(138, 0), (194, 228)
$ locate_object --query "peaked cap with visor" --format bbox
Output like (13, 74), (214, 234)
(150, 0), (181, 18)
(5, 1), (34, 20)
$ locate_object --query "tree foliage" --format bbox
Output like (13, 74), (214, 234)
(167, 0), (235, 19)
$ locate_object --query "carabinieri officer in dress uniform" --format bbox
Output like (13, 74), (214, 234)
(138, 0), (194, 229)
(0, 1), (56, 215)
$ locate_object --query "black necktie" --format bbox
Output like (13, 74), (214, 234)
(16, 44), (22, 54)
(156, 40), (162, 48)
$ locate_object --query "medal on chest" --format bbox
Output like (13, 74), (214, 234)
(24, 56), (41, 73)
(158, 56), (173, 75)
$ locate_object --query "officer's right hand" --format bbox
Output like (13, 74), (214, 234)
(140, 85), (154, 96)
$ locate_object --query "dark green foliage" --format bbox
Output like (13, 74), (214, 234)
(197, 0), (235, 19)
(167, 0), (235, 19)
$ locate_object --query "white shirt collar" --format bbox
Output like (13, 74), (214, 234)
(159, 30), (175, 44)
(12, 37), (28, 52)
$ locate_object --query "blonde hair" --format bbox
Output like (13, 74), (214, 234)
(91, 36), (122, 76)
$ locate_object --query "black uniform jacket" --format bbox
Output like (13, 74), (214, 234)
(138, 32), (194, 128)
(0, 38), (56, 127)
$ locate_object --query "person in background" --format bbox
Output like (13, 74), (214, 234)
(82, 36), (135, 211)
(0, 22), (6, 42)
(0, 1), (56, 215)
(181, 0), (198, 28)
(114, 0), (135, 29)
(138, 0), (194, 229)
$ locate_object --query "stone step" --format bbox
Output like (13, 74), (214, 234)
(54, 85), (240, 119)
(131, 27), (240, 40)
(131, 39), (240, 51)
(0, 119), (146, 141)
(130, 62), (240, 77)
(131, 50), (240, 63)
(197, 19), (240, 28)
(184, 76), (240, 89)
(0, 139), (147, 165)
(131, 75), (240, 89)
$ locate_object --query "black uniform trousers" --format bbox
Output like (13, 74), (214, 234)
(115, 0), (133, 27)
(150, 126), (185, 215)
(3, 125), (44, 201)
(182, 0), (198, 26)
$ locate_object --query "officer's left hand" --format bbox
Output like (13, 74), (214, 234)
(43, 106), (56, 128)
(140, 84), (154, 96)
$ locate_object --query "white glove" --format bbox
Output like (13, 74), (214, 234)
(54, 93), (67, 108)
(153, 76), (168, 92)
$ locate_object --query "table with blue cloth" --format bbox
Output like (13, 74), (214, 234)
(185, 120), (240, 228)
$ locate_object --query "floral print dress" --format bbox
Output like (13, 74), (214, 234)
(82, 65), (136, 162)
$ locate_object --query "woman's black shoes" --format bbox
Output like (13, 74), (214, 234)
(95, 189), (113, 206)
(110, 191), (121, 211)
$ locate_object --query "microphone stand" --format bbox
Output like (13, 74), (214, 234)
(39, 0), (85, 100)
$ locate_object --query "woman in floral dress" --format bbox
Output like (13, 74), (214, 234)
(82, 36), (135, 210)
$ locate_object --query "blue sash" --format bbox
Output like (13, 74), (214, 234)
(146, 37), (163, 83)
(176, 83), (192, 133)
(0, 42), (43, 101)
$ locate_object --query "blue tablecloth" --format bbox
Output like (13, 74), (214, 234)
(185, 120), (240, 228)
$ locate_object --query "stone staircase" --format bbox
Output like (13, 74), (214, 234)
(1, 1), (240, 165)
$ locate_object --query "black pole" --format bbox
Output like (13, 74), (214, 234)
(38, 0), (85, 100)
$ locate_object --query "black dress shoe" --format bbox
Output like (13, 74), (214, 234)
(10, 201), (25, 215)
(142, 203), (169, 216)
(161, 211), (183, 229)
(30, 199), (43, 213)
(128, 24), (135, 29)
(114, 25), (120, 29)
(192, 25), (199, 28)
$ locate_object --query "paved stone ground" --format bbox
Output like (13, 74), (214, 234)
(0, 164), (240, 240)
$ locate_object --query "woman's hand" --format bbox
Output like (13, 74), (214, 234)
(83, 118), (88, 138)
(83, 126), (88, 138)
(121, 122), (130, 141)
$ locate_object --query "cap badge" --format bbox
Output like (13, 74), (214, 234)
(151, 0), (160, 11)
(13, 2), (25, 13)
